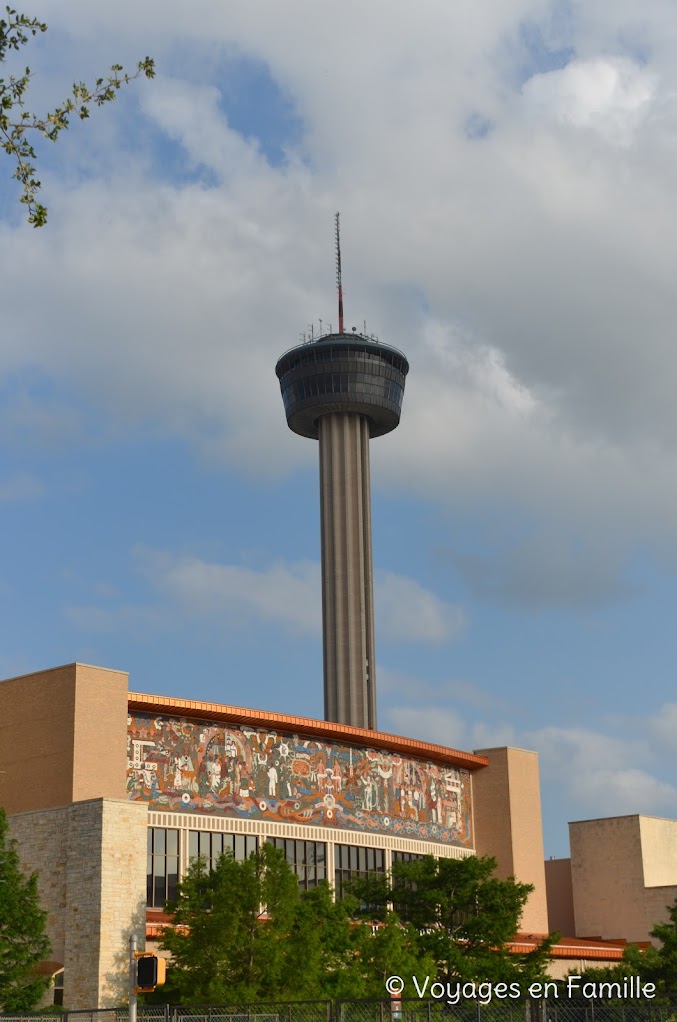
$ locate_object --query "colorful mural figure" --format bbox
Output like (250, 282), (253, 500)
(126, 712), (473, 848)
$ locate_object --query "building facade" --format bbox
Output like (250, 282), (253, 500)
(1, 661), (550, 1009)
(547, 815), (677, 944)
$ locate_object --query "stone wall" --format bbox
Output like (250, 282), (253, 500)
(10, 798), (147, 1009)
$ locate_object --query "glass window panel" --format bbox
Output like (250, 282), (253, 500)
(147, 830), (153, 853)
(358, 847), (367, 871)
(166, 830), (178, 855)
(246, 836), (258, 857)
(234, 834), (246, 861)
(188, 831), (198, 860)
(154, 872), (165, 908)
(316, 843), (326, 866)
(306, 843), (315, 866)
(167, 857), (178, 902)
(367, 848), (375, 871)
(350, 847), (358, 871)
(286, 839), (296, 864)
(154, 829), (165, 854)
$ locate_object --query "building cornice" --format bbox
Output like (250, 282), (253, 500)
(128, 692), (488, 771)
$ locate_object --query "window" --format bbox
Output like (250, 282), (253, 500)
(53, 970), (64, 1006)
(334, 843), (385, 900)
(267, 837), (327, 890)
(147, 827), (179, 908)
(391, 851), (426, 920)
(188, 830), (258, 871)
(392, 851), (426, 864)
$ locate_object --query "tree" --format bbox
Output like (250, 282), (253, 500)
(158, 846), (436, 1003)
(160, 847), (555, 1004)
(349, 854), (555, 986)
(160, 843), (320, 1003)
(0, 807), (52, 1011)
(293, 883), (436, 999)
(0, 6), (154, 226)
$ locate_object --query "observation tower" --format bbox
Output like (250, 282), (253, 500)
(275, 215), (409, 730)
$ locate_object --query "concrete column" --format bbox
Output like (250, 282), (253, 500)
(319, 412), (376, 729)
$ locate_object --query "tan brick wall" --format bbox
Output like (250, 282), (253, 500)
(545, 858), (575, 936)
(569, 816), (677, 944)
(0, 665), (77, 813)
(473, 747), (549, 934)
(570, 816), (646, 940)
(643, 885), (677, 944)
(9, 798), (147, 1010)
(0, 663), (128, 814)
(72, 665), (129, 804)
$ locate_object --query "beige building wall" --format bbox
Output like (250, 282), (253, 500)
(639, 816), (677, 887)
(571, 816), (646, 940)
(545, 858), (575, 936)
(0, 663), (128, 815)
(10, 798), (147, 1010)
(570, 815), (677, 944)
(473, 746), (549, 934)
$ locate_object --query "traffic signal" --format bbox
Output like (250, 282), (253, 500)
(134, 953), (166, 993)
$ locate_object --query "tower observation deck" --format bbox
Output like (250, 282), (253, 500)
(275, 217), (409, 730)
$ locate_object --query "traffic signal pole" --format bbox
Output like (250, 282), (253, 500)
(129, 934), (138, 1022)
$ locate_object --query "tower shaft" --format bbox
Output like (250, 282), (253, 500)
(319, 412), (376, 730)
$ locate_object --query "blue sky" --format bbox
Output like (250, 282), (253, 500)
(2, 0), (677, 857)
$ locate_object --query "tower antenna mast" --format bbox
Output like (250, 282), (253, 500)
(335, 212), (344, 334)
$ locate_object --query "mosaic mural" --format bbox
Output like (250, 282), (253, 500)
(127, 712), (473, 847)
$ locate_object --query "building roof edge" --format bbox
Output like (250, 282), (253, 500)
(128, 692), (488, 770)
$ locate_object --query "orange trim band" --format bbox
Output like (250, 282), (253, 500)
(128, 692), (488, 770)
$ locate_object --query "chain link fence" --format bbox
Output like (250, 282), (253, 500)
(334, 999), (677, 1022)
(3, 1001), (677, 1022)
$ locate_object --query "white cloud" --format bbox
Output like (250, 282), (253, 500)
(385, 706), (468, 750)
(375, 570), (466, 642)
(4, 0), (677, 612)
(128, 548), (464, 644)
(379, 669), (677, 835)
(523, 57), (656, 144)
(0, 473), (44, 502)
(526, 724), (677, 819)
(141, 551), (321, 633)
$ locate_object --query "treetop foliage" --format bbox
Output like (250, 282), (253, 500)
(0, 6), (154, 226)
(156, 847), (555, 1004)
(348, 854), (556, 985)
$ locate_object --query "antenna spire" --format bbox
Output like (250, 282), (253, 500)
(335, 212), (344, 334)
